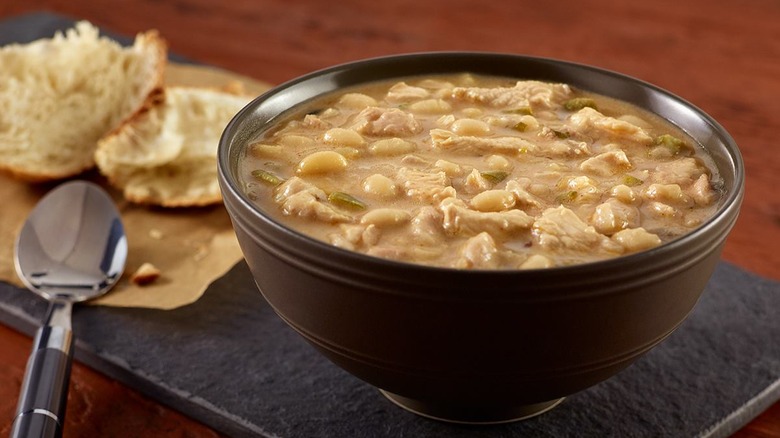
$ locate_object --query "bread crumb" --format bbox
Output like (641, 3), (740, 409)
(131, 262), (161, 286)
(193, 245), (209, 261)
(148, 229), (164, 239)
(221, 80), (246, 95)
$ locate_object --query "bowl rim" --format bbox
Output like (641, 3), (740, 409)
(218, 51), (745, 280)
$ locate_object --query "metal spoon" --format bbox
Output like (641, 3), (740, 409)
(11, 181), (127, 438)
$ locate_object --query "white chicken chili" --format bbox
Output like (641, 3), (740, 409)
(239, 74), (722, 269)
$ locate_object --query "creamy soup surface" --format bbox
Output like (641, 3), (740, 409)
(239, 74), (722, 269)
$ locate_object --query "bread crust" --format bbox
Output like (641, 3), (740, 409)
(95, 86), (252, 207)
(0, 22), (168, 181)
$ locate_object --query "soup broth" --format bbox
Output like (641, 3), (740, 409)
(238, 74), (721, 269)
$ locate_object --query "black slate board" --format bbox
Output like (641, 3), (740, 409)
(2, 12), (780, 438)
(3, 259), (779, 438)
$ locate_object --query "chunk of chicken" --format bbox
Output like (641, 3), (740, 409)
(439, 198), (533, 238)
(410, 206), (446, 246)
(274, 177), (352, 223)
(451, 80), (572, 110)
(690, 174), (717, 206)
(580, 150), (632, 176)
(532, 206), (622, 254)
(519, 254), (554, 269)
(462, 168), (492, 194)
(431, 129), (589, 157)
(385, 82), (430, 103)
(568, 107), (653, 144)
(351, 107), (423, 137)
(651, 157), (705, 186)
(397, 167), (456, 203)
(301, 114), (331, 130)
(454, 232), (501, 269)
(504, 179), (543, 211)
(590, 199), (641, 235)
(537, 128), (593, 157)
(430, 129), (534, 154)
(329, 223), (382, 251)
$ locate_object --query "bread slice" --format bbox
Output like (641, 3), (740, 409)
(0, 21), (166, 181)
(95, 86), (251, 207)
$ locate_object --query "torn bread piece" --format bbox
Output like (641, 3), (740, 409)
(95, 86), (252, 207)
(0, 21), (166, 181)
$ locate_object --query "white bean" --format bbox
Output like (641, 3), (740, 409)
(643, 183), (692, 206)
(647, 201), (678, 218)
(563, 176), (602, 203)
(408, 99), (452, 114)
(519, 115), (539, 130)
(369, 138), (416, 156)
(360, 208), (411, 228)
(470, 190), (516, 212)
(609, 184), (638, 204)
(296, 151), (348, 175)
(528, 183), (551, 197)
(279, 135), (315, 148)
(323, 128), (365, 147)
(434, 159), (462, 176)
(362, 174), (398, 198)
(612, 228), (662, 252)
(451, 118), (491, 136)
(338, 93), (378, 108)
(486, 155), (511, 170)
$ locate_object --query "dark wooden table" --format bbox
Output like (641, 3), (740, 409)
(1, 1), (779, 436)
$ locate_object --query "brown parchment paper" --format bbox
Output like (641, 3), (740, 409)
(0, 63), (272, 310)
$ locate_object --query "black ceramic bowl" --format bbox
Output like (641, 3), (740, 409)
(217, 52), (744, 423)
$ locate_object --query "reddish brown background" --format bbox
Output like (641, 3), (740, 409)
(1, 0), (779, 436)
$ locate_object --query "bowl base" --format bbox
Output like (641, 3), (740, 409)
(379, 390), (565, 424)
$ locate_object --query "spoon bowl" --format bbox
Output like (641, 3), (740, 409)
(11, 180), (127, 438)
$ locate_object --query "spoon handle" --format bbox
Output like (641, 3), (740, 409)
(11, 301), (73, 438)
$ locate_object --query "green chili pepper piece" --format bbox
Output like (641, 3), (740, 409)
(563, 98), (598, 111)
(503, 107), (533, 116)
(621, 175), (644, 187)
(328, 192), (367, 211)
(655, 134), (686, 154)
(512, 121), (528, 132)
(252, 169), (285, 186)
(481, 170), (509, 184)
